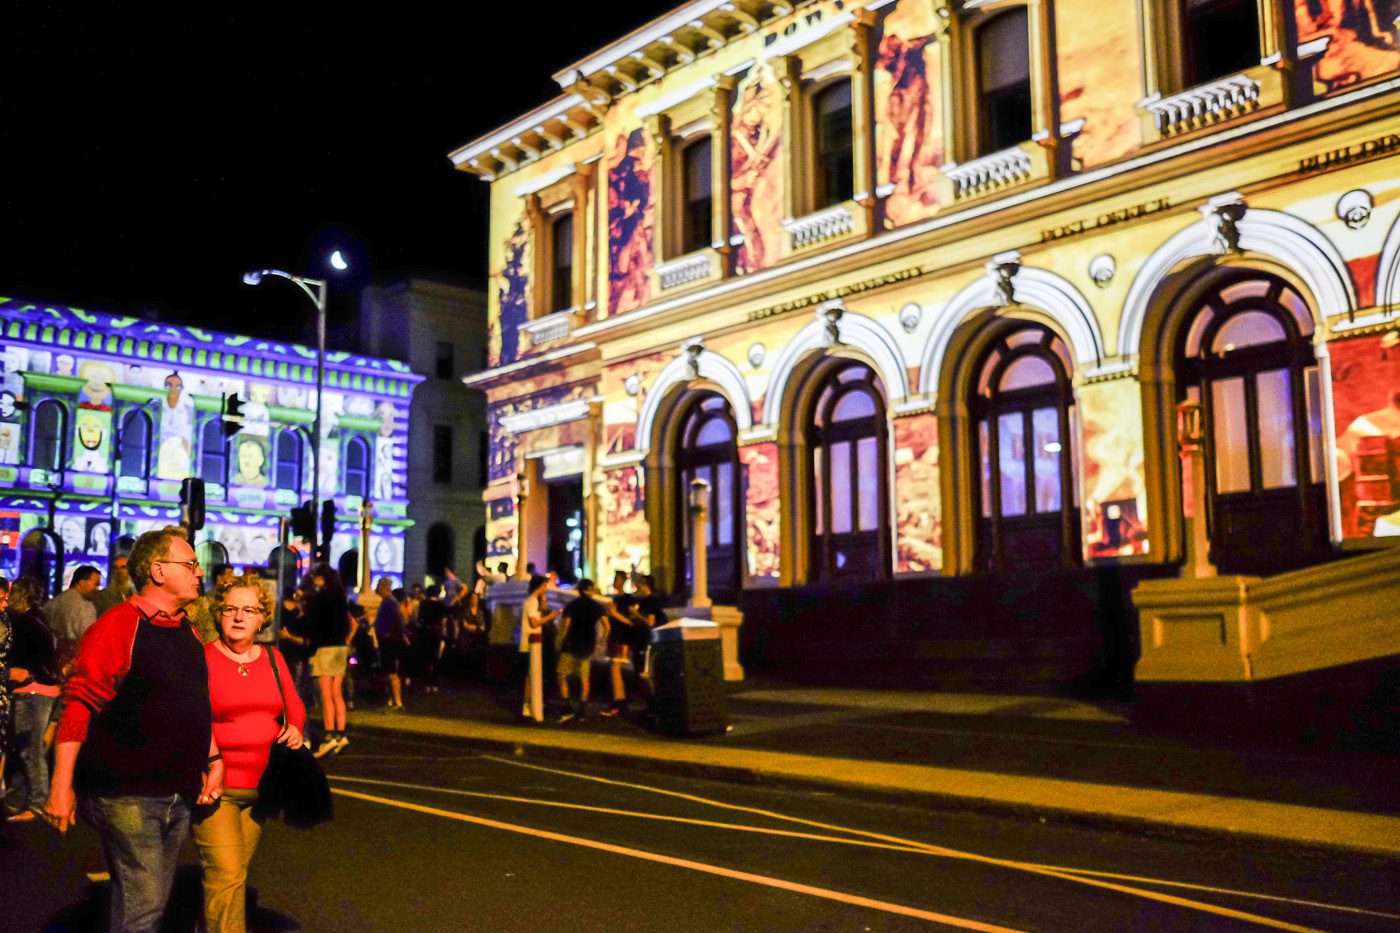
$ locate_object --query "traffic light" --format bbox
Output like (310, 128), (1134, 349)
(317, 500), (336, 562)
(289, 501), (316, 542)
(179, 478), (205, 532)
(222, 393), (245, 439)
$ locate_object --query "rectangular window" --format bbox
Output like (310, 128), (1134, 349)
(433, 425), (452, 484)
(715, 461), (734, 546)
(550, 212), (574, 313)
(1031, 407), (1062, 513)
(682, 137), (714, 255)
(1183, 0), (1259, 87)
(1304, 366), (1323, 484)
(814, 81), (854, 208)
(1255, 369), (1296, 489)
(830, 440), (854, 534)
(979, 419), (992, 518)
(997, 412), (1027, 516)
(435, 341), (454, 380)
(977, 9), (1033, 154)
(1211, 377), (1251, 493)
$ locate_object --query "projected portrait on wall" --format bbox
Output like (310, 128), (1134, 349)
(1297, 0), (1400, 91)
(72, 409), (111, 473)
(730, 59), (785, 274)
(496, 220), (530, 366)
(231, 435), (269, 487)
(78, 360), (117, 411)
(875, 0), (945, 227)
(607, 128), (655, 316)
(0, 422), (19, 466)
(157, 371), (196, 480)
(1332, 332), (1400, 538)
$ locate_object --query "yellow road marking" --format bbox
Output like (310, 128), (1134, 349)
(330, 786), (1022, 932)
(480, 756), (1329, 932)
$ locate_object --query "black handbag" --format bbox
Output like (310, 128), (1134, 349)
(254, 645), (334, 829)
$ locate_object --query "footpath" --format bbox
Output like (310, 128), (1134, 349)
(348, 680), (1400, 860)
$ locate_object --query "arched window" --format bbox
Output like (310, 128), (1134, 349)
(1182, 0), (1259, 87)
(676, 392), (743, 603)
(274, 429), (305, 492)
(971, 325), (1078, 572)
(808, 363), (888, 582)
(119, 409), (153, 479)
(344, 436), (370, 498)
(1177, 273), (1325, 573)
(200, 419), (228, 485)
(681, 136), (713, 255)
(813, 79), (854, 209)
(29, 399), (67, 472)
(976, 8), (1032, 155)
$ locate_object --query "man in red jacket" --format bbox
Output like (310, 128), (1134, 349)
(44, 526), (222, 933)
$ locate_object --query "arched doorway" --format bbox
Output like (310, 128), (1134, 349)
(19, 527), (64, 598)
(1175, 272), (1327, 573)
(807, 362), (889, 582)
(970, 323), (1079, 572)
(675, 391), (743, 604)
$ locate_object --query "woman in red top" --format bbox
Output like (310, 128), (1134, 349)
(193, 574), (305, 933)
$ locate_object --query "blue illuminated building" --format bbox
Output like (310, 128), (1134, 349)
(0, 297), (423, 592)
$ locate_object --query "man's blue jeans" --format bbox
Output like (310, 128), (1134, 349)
(82, 794), (192, 933)
(8, 692), (56, 811)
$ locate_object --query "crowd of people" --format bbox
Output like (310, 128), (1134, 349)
(0, 537), (670, 931)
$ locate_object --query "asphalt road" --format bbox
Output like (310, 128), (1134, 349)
(6, 731), (1400, 932)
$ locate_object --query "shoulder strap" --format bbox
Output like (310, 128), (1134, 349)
(265, 644), (289, 729)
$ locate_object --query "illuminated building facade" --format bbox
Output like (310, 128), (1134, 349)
(0, 298), (423, 593)
(452, 0), (1400, 704)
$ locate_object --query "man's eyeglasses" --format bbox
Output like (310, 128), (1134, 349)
(156, 559), (201, 572)
(219, 606), (265, 619)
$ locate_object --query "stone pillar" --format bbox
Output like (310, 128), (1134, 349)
(356, 499), (381, 615)
(1178, 401), (1215, 579)
(689, 476), (711, 609)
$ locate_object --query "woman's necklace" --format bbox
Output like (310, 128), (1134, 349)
(218, 641), (260, 677)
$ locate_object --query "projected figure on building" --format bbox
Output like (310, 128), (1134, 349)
(498, 221), (530, 365)
(231, 437), (269, 487)
(78, 360), (117, 411)
(607, 128), (654, 315)
(73, 410), (110, 473)
(157, 371), (195, 480)
(731, 59), (784, 274)
(878, 31), (938, 190)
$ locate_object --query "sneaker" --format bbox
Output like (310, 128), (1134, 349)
(599, 704), (622, 718)
(556, 711), (576, 724)
(332, 734), (349, 754)
(313, 738), (339, 758)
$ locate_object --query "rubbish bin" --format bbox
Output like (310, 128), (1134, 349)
(649, 620), (728, 736)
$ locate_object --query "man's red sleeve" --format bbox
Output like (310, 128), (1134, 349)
(56, 611), (138, 743)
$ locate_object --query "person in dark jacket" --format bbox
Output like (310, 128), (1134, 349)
(304, 566), (355, 758)
(4, 576), (62, 821)
(45, 527), (221, 933)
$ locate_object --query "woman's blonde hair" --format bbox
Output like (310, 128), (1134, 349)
(213, 573), (276, 633)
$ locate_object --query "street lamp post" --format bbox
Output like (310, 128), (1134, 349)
(243, 253), (343, 559)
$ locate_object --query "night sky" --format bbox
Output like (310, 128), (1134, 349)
(3, 3), (671, 344)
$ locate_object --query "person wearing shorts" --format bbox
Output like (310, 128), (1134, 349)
(554, 579), (607, 723)
(305, 568), (355, 757)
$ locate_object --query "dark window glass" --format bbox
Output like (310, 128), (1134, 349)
(433, 425), (453, 484)
(274, 430), (303, 491)
(814, 81), (854, 208)
(31, 400), (65, 471)
(977, 9), (1033, 154)
(435, 340), (454, 380)
(200, 419), (227, 485)
(1183, 0), (1259, 86)
(681, 137), (714, 255)
(119, 410), (152, 478)
(344, 436), (370, 498)
(677, 391), (743, 603)
(551, 212), (574, 313)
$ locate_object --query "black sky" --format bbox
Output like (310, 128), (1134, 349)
(3, 2), (672, 343)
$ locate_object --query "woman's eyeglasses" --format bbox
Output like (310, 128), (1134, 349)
(219, 606), (266, 619)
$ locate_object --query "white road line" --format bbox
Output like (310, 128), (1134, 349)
(481, 756), (1329, 932)
(332, 774), (948, 853)
(330, 786), (1023, 932)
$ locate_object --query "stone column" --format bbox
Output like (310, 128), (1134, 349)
(689, 476), (711, 609)
(356, 499), (381, 615)
(1178, 401), (1215, 579)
